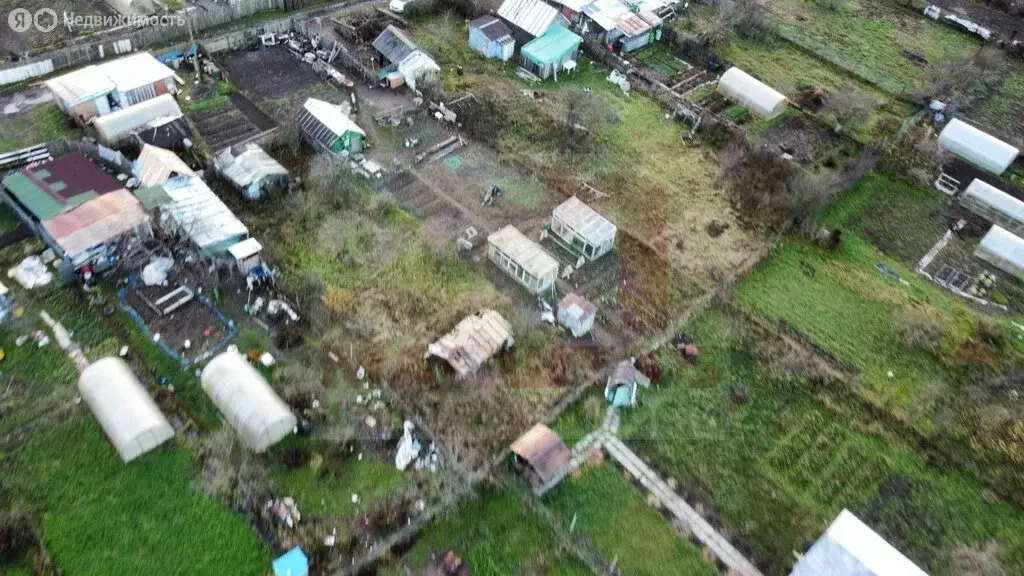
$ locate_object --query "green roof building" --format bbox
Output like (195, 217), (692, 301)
(520, 26), (582, 80)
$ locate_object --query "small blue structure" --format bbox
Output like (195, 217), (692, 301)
(604, 359), (650, 408)
(468, 15), (515, 61)
(273, 547), (309, 576)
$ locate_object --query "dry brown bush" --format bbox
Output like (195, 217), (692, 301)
(823, 87), (879, 134)
(694, 0), (772, 45)
(950, 541), (1006, 576)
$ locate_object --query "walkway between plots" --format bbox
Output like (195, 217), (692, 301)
(562, 407), (764, 576)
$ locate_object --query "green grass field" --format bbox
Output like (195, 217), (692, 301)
(824, 172), (949, 266)
(620, 308), (1024, 575)
(0, 105), (81, 154)
(383, 490), (591, 575)
(3, 418), (270, 576)
(768, 0), (979, 93)
(545, 464), (719, 576)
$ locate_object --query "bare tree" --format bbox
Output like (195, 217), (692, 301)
(694, 0), (772, 46)
(823, 87), (878, 134)
(927, 46), (1005, 107)
(563, 87), (619, 154)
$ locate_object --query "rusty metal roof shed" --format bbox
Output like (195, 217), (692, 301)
(510, 423), (571, 484)
(425, 309), (514, 378)
(41, 189), (148, 264)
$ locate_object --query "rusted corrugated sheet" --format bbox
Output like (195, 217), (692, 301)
(425, 309), (514, 378)
(510, 424), (571, 483)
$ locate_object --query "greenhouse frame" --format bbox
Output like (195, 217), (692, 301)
(938, 118), (1020, 176)
(958, 178), (1024, 238)
(550, 196), (616, 261)
(487, 225), (560, 295)
(717, 67), (787, 119)
(78, 357), (175, 462)
(975, 225), (1024, 279)
(200, 350), (297, 452)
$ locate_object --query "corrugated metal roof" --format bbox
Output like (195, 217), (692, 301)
(42, 189), (148, 260)
(133, 185), (172, 210)
(45, 65), (116, 107)
(549, 0), (592, 12)
(471, 15), (515, 41)
(227, 237), (263, 261)
(215, 143), (288, 190)
(510, 424), (571, 483)
(488, 225), (560, 279)
(2, 154), (124, 221)
(97, 52), (175, 94)
(498, 0), (563, 37)
(134, 144), (196, 187)
(162, 176), (248, 251)
(372, 25), (419, 65)
(552, 196), (616, 246)
(522, 26), (583, 65)
(558, 292), (597, 321)
(425, 309), (514, 378)
(792, 510), (928, 576)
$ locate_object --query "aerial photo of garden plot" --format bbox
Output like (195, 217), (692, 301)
(2, 0), (1024, 574)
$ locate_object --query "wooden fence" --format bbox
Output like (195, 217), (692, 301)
(0, 0), (357, 87)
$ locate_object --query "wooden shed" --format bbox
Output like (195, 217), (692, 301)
(487, 225), (559, 295)
(468, 15), (515, 61)
(510, 423), (571, 490)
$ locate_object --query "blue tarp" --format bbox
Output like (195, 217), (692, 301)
(273, 547), (309, 576)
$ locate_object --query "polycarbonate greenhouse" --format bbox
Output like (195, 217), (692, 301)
(716, 67), (788, 119)
(975, 225), (1024, 279)
(200, 350), (296, 452)
(938, 118), (1020, 175)
(78, 357), (175, 462)
(958, 178), (1024, 238)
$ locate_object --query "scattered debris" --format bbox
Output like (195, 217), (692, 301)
(265, 497), (302, 529)
(8, 255), (53, 289)
(395, 420), (421, 471)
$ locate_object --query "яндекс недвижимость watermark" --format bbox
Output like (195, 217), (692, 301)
(8, 8), (186, 34)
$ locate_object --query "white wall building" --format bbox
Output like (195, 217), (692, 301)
(78, 357), (175, 462)
(717, 67), (788, 119)
(200, 350), (297, 452)
(938, 118), (1020, 176)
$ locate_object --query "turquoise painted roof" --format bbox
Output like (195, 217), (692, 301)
(608, 384), (633, 408)
(522, 26), (582, 66)
(273, 547), (308, 576)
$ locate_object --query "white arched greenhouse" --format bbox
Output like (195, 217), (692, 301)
(938, 118), (1020, 176)
(716, 67), (788, 119)
(78, 357), (175, 463)
(200, 350), (296, 452)
(976, 225), (1024, 279)
(958, 178), (1024, 239)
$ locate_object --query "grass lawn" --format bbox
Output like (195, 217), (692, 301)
(712, 34), (914, 138)
(412, 14), (763, 306)
(3, 418), (270, 576)
(0, 205), (21, 235)
(824, 172), (949, 266)
(767, 0), (979, 93)
(972, 61), (1024, 146)
(383, 490), (591, 575)
(545, 464), (719, 576)
(0, 105), (82, 154)
(621, 307), (1024, 575)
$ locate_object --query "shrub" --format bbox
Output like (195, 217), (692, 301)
(898, 308), (947, 355)
(823, 87), (879, 134)
(816, 0), (848, 10)
(0, 510), (33, 564)
(992, 291), (1009, 306)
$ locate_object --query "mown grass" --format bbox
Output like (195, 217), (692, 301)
(3, 418), (270, 576)
(383, 490), (591, 575)
(0, 105), (82, 154)
(620, 307), (1024, 575)
(545, 464), (720, 576)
